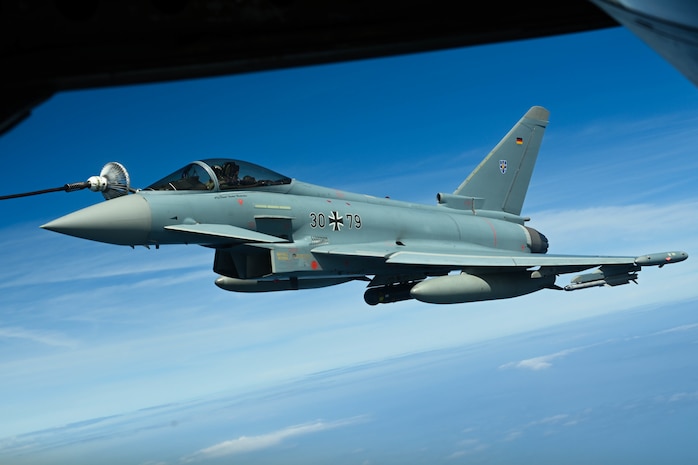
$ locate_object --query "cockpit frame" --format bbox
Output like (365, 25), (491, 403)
(145, 158), (292, 192)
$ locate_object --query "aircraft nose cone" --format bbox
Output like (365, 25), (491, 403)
(41, 194), (151, 245)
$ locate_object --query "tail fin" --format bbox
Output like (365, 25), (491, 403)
(453, 106), (549, 216)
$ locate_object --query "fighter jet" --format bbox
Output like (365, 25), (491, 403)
(34, 106), (687, 305)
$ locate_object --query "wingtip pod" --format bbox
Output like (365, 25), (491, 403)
(635, 251), (688, 267)
(565, 251), (688, 291)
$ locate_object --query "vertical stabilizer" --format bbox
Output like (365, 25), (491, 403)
(454, 106), (549, 216)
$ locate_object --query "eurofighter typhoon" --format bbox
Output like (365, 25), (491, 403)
(17, 106), (686, 304)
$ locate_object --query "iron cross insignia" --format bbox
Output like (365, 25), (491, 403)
(329, 211), (344, 231)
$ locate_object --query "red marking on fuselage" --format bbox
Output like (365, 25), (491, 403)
(482, 218), (497, 247)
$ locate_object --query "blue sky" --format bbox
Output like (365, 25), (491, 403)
(1, 25), (698, 464)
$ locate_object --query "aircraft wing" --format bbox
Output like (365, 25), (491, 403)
(312, 239), (683, 274)
(386, 247), (635, 271)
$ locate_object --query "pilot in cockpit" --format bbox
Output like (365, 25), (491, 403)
(219, 162), (240, 188)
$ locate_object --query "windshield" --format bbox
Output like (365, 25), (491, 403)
(145, 159), (292, 191)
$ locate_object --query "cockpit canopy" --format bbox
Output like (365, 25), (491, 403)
(145, 158), (292, 191)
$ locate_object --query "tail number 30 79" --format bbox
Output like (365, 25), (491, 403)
(309, 211), (362, 231)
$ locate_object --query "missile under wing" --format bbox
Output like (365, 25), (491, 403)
(35, 106), (687, 305)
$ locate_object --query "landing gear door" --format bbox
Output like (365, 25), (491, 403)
(271, 244), (319, 274)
